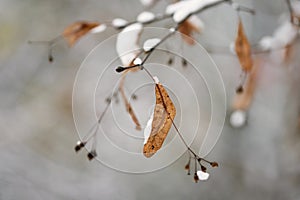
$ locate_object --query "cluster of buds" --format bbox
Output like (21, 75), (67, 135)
(74, 140), (98, 161)
(184, 154), (218, 183)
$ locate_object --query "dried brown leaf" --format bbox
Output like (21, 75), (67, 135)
(178, 18), (201, 45)
(119, 71), (141, 130)
(235, 19), (253, 72)
(143, 83), (176, 158)
(63, 21), (100, 46)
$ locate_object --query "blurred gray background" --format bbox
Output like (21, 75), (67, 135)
(1, 0), (300, 199)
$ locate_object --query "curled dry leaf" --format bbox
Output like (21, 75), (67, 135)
(178, 15), (203, 45)
(143, 83), (176, 158)
(119, 71), (142, 130)
(62, 21), (100, 46)
(235, 19), (253, 72)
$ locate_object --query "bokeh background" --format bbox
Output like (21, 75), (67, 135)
(1, 0), (300, 199)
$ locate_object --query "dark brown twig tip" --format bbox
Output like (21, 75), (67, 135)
(116, 66), (126, 73)
(185, 163), (190, 170)
(182, 58), (188, 67)
(236, 85), (244, 94)
(74, 141), (86, 152)
(167, 57), (173, 65)
(131, 94), (138, 100)
(116, 65), (140, 73)
(201, 165), (207, 172)
(210, 162), (219, 168)
(105, 97), (111, 103)
(48, 55), (53, 63)
(87, 150), (97, 161)
(194, 172), (199, 183)
(135, 125), (142, 131)
(185, 156), (191, 175)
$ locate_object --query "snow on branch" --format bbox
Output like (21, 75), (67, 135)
(166, 0), (226, 23)
(116, 23), (143, 66)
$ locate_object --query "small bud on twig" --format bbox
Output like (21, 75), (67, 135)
(194, 172), (199, 183)
(210, 162), (219, 168)
(201, 165), (207, 172)
(116, 66), (126, 73)
(87, 150), (97, 161)
(74, 141), (86, 152)
(48, 55), (53, 62)
(236, 85), (244, 94)
(182, 58), (187, 67)
(167, 57), (173, 65)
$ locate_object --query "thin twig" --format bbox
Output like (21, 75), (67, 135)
(141, 26), (179, 65)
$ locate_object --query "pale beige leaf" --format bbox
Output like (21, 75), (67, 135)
(143, 83), (176, 158)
